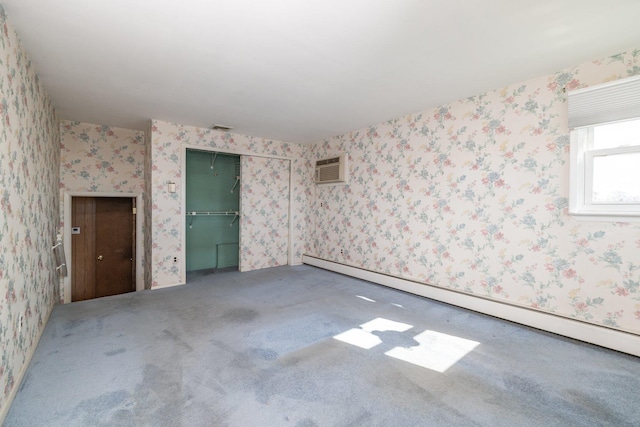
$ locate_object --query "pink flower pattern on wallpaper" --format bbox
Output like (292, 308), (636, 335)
(60, 121), (145, 194)
(307, 49), (640, 334)
(240, 156), (290, 271)
(0, 8), (60, 410)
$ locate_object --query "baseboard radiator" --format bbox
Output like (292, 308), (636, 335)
(302, 255), (640, 357)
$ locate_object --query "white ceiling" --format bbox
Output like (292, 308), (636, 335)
(3, 0), (640, 143)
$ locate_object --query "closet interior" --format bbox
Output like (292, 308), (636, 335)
(185, 149), (240, 275)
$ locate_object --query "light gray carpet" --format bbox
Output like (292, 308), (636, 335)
(5, 265), (640, 426)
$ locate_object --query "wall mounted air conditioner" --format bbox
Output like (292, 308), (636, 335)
(315, 154), (348, 184)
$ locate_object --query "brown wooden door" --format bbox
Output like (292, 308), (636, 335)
(72, 197), (136, 301)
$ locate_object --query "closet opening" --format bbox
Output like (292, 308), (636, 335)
(185, 149), (240, 281)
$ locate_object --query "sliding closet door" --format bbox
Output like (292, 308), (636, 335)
(239, 156), (289, 271)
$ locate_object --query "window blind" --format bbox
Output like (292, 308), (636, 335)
(568, 75), (640, 129)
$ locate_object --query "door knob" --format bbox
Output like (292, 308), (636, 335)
(97, 255), (104, 261)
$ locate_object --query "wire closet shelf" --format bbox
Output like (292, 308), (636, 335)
(186, 211), (239, 227)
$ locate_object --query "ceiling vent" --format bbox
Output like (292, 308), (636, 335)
(209, 124), (233, 131)
(315, 154), (348, 184)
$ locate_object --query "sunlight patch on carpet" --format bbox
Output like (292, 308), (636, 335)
(333, 317), (413, 349)
(334, 318), (479, 372)
(385, 330), (480, 373)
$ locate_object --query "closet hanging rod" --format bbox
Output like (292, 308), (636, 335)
(186, 211), (239, 216)
(186, 211), (239, 227)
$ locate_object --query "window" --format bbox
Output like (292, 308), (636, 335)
(568, 75), (640, 221)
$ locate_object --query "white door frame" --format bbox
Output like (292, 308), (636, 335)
(181, 144), (293, 283)
(62, 191), (144, 304)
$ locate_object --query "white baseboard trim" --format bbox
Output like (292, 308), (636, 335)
(151, 281), (185, 290)
(302, 255), (640, 357)
(0, 304), (54, 425)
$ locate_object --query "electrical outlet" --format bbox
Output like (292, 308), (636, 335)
(320, 202), (323, 207)
(340, 249), (344, 255)
(173, 257), (178, 263)
(18, 313), (24, 332)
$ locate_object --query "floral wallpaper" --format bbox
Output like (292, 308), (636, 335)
(307, 48), (640, 336)
(239, 156), (290, 271)
(0, 6), (60, 416)
(148, 120), (305, 287)
(60, 120), (145, 194)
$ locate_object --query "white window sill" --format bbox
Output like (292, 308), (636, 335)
(570, 210), (640, 222)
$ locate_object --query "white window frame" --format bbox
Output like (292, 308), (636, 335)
(569, 125), (640, 221)
(568, 75), (640, 222)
